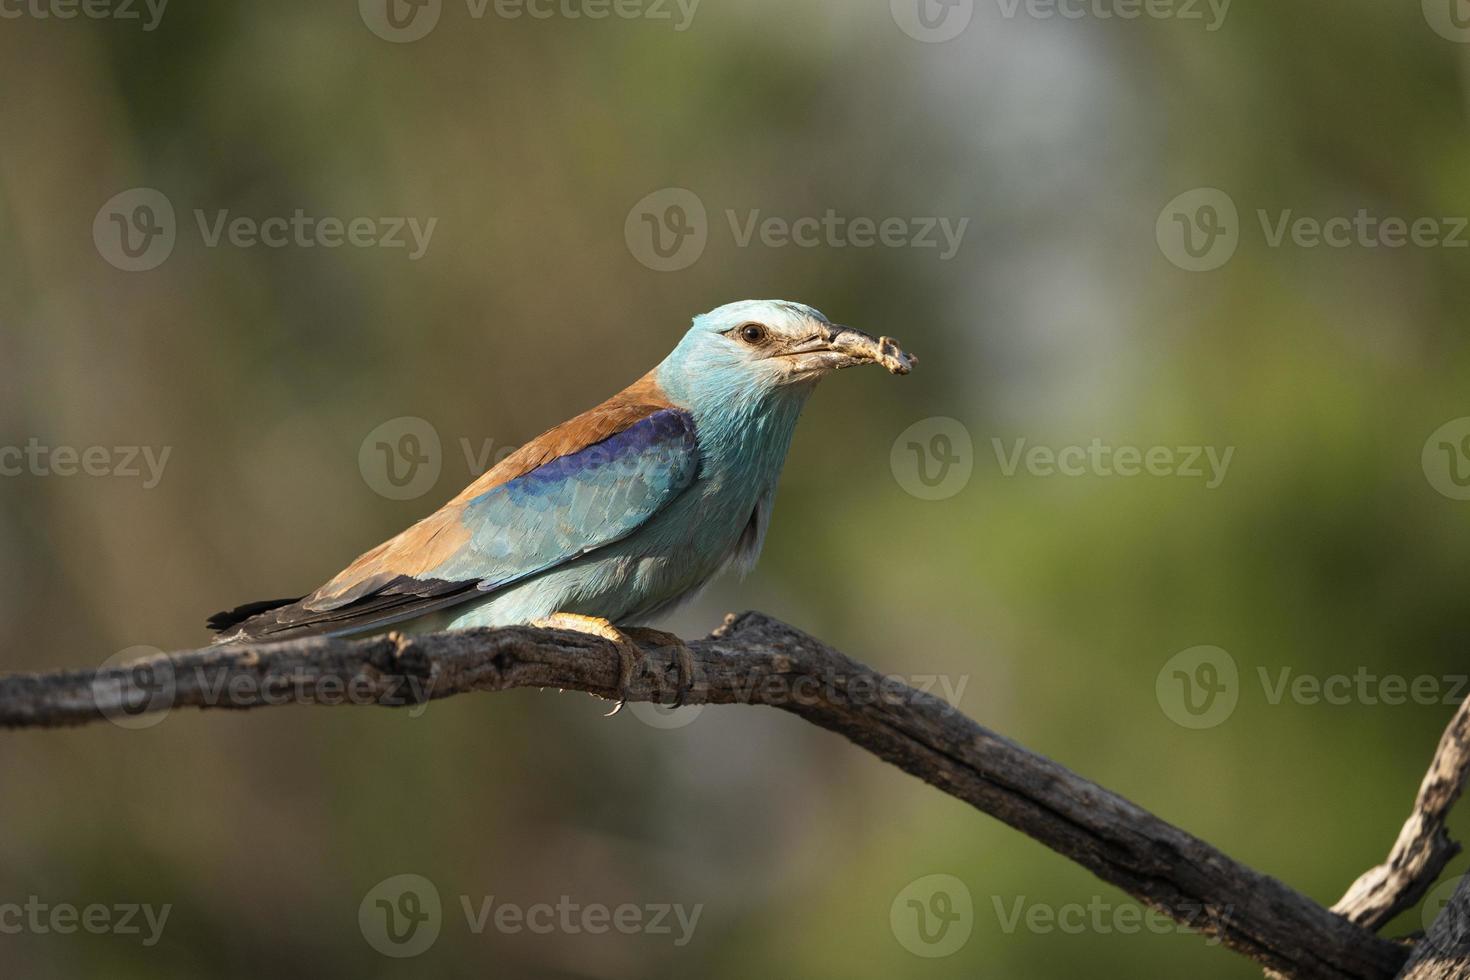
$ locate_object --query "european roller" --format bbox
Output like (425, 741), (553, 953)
(209, 300), (914, 704)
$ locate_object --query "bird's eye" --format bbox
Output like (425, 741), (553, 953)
(737, 323), (768, 345)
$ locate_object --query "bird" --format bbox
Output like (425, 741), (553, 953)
(208, 299), (915, 706)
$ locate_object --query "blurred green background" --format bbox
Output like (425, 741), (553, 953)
(3, 0), (1470, 976)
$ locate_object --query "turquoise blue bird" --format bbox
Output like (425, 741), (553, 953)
(208, 300), (914, 699)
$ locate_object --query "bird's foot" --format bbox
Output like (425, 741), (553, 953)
(624, 628), (697, 708)
(532, 613), (644, 716)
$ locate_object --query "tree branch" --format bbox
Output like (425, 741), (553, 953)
(0, 612), (1419, 978)
(1398, 873), (1470, 979)
(1333, 698), (1470, 930)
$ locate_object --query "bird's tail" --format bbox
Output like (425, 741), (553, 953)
(206, 596), (304, 641)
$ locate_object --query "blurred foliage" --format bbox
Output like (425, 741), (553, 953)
(2, 1), (1469, 977)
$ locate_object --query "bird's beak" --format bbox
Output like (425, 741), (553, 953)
(781, 324), (917, 377)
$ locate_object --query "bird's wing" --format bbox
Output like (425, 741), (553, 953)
(210, 397), (699, 642)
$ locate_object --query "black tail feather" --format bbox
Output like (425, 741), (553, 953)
(206, 596), (305, 633)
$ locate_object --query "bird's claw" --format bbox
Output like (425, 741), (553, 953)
(530, 615), (694, 714)
(532, 613), (645, 715)
(625, 628), (696, 708)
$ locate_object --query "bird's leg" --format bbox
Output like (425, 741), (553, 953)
(624, 628), (697, 708)
(532, 613), (644, 715)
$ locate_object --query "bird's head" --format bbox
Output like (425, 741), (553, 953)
(657, 300), (915, 409)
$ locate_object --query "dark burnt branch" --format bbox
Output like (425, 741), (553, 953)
(0, 612), (1427, 978)
(1397, 873), (1470, 979)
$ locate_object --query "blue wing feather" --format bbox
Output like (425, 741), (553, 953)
(426, 408), (699, 591)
